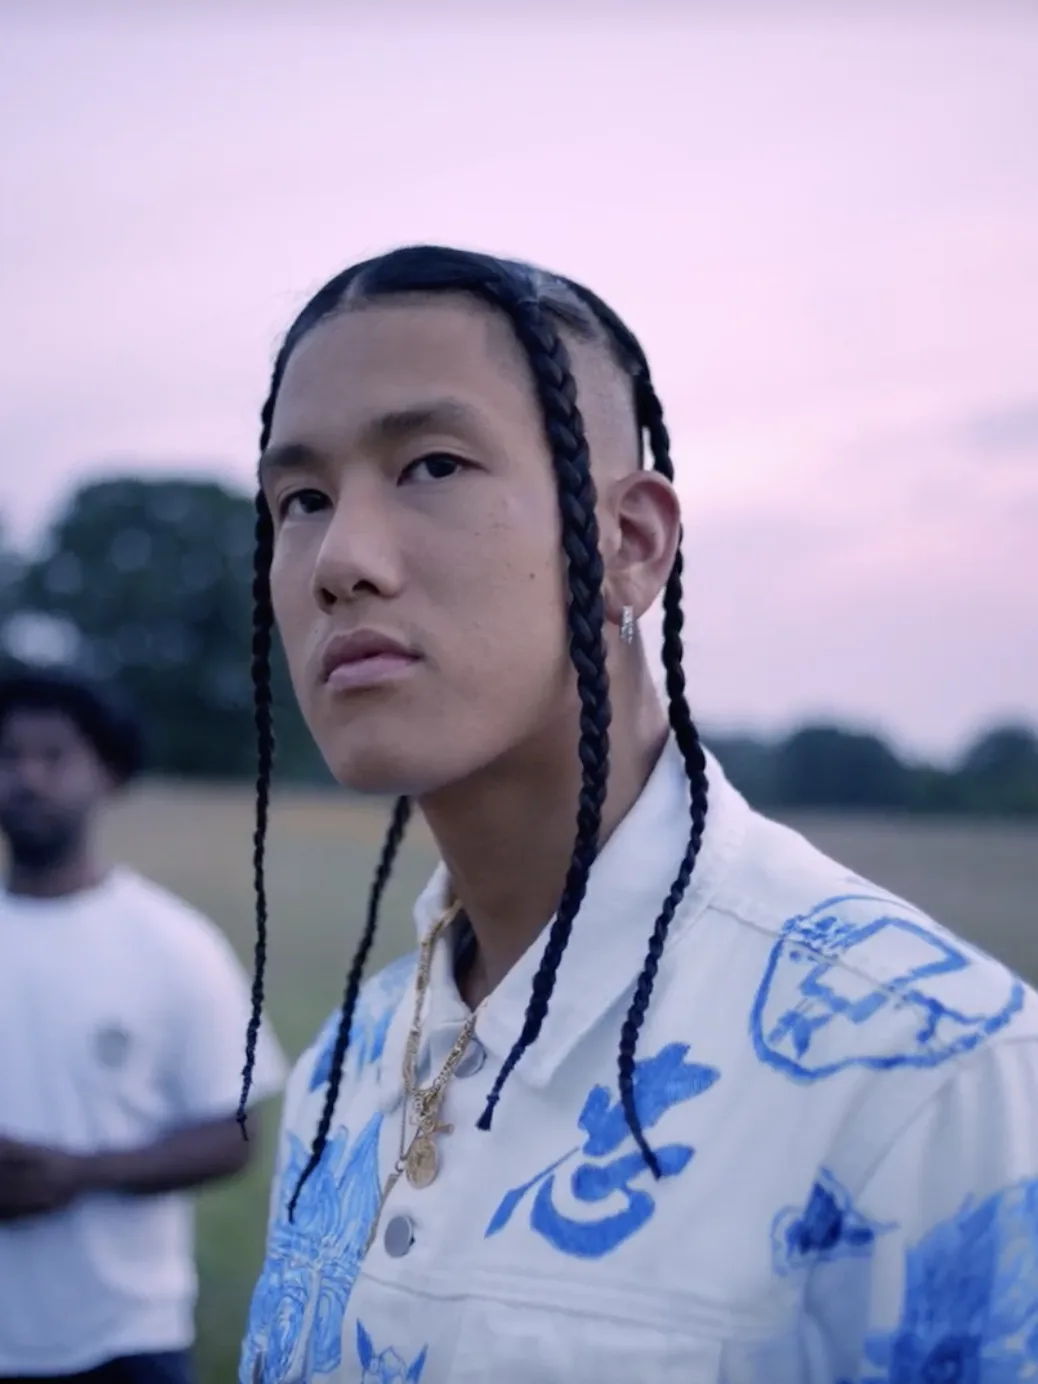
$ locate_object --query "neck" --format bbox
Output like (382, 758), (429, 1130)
(4, 844), (107, 901)
(419, 664), (669, 1006)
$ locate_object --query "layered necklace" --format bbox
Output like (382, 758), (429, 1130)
(365, 900), (482, 1253)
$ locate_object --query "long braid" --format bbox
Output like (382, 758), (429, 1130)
(236, 348), (292, 1131)
(237, 494), (276, 1134)
(288, 795), (412, 1219)
(637, 376), (709, 780)
(477, 290), (611, 1131)
(242, 264), (412, 1193)
(615, 373), (709, 1174)
(553, 277), (712, 1171)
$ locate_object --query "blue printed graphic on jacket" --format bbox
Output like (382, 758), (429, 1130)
(858, 1177), (1038, 1382)
(310, 952), (416, 1091)
(356, 1321), (427, 1384)
(771, 1168), (895, 1276)
(752, 894), (1022, 1082)
(240, 1115), (383, 1384)
(486, 1042), (720, 1259)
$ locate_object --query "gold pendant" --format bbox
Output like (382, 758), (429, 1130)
(405, 1134), (439, 1189)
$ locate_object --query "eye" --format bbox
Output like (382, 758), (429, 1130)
(400, 452), (467, 485)
(276, 488), (329, 521)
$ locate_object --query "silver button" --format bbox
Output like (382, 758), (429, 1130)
(384, 1213), (416, 1258)
(456, 1037), (486, 1078)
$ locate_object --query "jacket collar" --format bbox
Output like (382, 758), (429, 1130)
(379, 739), (748, 1099)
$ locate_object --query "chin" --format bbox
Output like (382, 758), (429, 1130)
(307, 691), (511, 801)
(320, 731), (457, 799)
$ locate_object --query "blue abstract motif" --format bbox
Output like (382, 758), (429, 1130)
(239, 1114), (383, 1384)
(771, 1168), (895, 1276)
(356, 1322), (427, 1384)
(310, 952), (416, 1091)
(858, 1177), (1038, 1382)
(751, 894), (1022, 1082)
(486, 1042), (719, 1259)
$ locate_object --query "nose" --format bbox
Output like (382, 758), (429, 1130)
(5, 756), (52, 796)
(310, 481), (405, 611)
(0, 769), (55, 818)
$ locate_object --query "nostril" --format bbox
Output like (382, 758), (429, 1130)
(350, 578), (382, 599)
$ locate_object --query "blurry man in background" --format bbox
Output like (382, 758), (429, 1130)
(0, 664), (286, 1384)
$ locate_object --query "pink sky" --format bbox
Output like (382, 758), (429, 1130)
(1, 7), (1036, 757)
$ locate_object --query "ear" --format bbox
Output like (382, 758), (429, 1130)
(599, 470), (681, 629)
(356, 1320), (373, 1369)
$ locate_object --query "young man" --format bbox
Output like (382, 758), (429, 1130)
(239, 246), (1038, 1383)
(0, 664), (286, 1383)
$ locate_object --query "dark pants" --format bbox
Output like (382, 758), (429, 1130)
(0, 1351), (193, 1384)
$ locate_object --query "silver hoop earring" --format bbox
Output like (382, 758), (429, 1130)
(620, 606), (636, 645)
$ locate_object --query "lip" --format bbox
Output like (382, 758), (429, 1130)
(3, 798), (59, 829)
(319, 628), (420, 691)
(6, 794), (53, 817)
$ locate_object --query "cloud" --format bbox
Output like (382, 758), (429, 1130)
(961, 400), (1038, 460)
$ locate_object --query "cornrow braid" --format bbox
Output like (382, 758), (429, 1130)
(237, 494), (276, 1134)
(237, 270), (370, 1136)
(554, 278), (711, 1173)
(472, 288), (611, 1131)
(616, 374), (709, 1175)
(288, 794), (412, 1220)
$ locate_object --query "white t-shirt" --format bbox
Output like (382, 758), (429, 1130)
(0, 867), (287, 1376)
(241, 743), (1038, 1384)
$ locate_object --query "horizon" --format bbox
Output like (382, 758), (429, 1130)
(2, 8), (1036, 758)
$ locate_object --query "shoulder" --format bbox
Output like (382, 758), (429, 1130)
(110, 868), (248, 977)
(706, 810), (1038, 1087)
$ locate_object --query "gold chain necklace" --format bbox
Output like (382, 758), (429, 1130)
(364, 900), (480, 1255)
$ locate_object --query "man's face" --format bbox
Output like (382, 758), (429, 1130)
(0, 708), (111, 865)
(261, 293), (583, 798)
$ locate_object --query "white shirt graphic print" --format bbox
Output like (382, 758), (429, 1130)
(240, 744), (1038, 1384)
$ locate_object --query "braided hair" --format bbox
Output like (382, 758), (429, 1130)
(238, 247), (710, 1205)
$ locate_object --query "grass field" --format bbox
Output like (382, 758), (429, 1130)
(100, 782), (1038, 1383)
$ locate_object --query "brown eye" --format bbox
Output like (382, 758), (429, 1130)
(278, 488), (329, 520)
(400, 453), (467, 484)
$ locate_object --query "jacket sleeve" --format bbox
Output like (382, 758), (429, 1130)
(804, 1036), (1038, 1381)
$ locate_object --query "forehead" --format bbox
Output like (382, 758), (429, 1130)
(0, 706), (90, 753)
(268, 296), (540, 452)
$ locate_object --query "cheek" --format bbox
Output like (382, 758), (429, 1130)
(269, 542), (317, 683)
(421, 504), (569, 688)
(67, 765), (109, 812)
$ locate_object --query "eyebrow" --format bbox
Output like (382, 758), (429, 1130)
(257, 397), (487, 486)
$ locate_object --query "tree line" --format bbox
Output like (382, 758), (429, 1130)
(1, 474), (1035, 816)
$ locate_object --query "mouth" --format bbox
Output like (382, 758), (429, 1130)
(1, 800), (61, 835)
(319, 629), (421, 692)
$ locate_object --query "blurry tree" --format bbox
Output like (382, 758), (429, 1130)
(956, 724), (1038, 816)
(704, 734), (779, 807)
(18, 476), (325, 781)
(0, 519), (24, 633)
(773, 725), (912, 810)
(904, 763), (962, 815)
(708, 721), (1038, 818)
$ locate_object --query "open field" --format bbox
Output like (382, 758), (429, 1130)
(99, 782), (1038, 1383)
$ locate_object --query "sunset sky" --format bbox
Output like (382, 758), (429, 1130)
(2, 6), (1035, 758)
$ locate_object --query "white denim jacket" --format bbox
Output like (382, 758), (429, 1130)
(241, 744), (1038, 1383)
